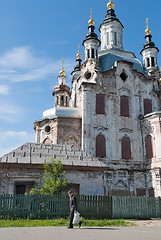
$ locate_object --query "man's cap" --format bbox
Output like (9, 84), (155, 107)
(67, 190), (72, 194)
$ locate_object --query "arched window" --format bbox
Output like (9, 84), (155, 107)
(96, 134), (106, 158)
(145, 135), (153, 158)
(44, 138), (52, 144)
(121, 136), (131, 159)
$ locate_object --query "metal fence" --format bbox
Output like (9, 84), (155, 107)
(0, 194), (160, 220)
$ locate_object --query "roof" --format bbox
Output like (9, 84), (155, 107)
(99, 51), (147, 76)
(42, 107), (81, 119)
(0, 143), (107, 169)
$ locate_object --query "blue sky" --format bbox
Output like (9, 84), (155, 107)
(0, 0), (161, 157)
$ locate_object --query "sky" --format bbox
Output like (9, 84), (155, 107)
(0, 0), (161, 157)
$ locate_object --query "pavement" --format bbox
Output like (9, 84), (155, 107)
(0, 226), (161, 240)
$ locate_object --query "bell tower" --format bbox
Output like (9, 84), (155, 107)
(140, 18), (159, 76)
(99, 0), (124, 51)
(83, 9), (101, 61)
(52, 59), (70, 107)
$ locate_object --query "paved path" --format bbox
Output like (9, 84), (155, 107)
(0, 226), (160, 240)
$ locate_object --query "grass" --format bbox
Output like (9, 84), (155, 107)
(0, 218), (135, 228)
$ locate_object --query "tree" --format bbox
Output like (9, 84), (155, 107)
(30, 158), (68, 195)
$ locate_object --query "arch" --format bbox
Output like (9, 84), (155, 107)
(121, 136), (131, 159)
(65, 135), (78, 146)
(115, 180), (127, 190)
(145, 135), (153, 158)
(96, 134), (106, 158)
(44, 138), (52, 144)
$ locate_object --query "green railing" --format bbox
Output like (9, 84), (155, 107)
(0, 194), (160, 220)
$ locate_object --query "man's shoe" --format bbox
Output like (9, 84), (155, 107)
(79, 221), (82, 228)
(68, 226), (73, 229)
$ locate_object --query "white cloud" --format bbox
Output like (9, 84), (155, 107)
(0, 131), (35, 157)
(0, 103), (22, 123)
(0, 85), (9, 95)
(0, 46), (74, 83)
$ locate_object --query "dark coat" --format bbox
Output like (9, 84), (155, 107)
(70, 195), (77, 212)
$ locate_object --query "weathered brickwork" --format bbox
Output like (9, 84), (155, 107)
(1, 2), (161, 196)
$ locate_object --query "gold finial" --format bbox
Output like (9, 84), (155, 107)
(59, 58), (65, 76)
(145, 18), (151, 35)
(107, 0), (114, 10)
(88, 8), (95, 26)
(76, 44), (81, 59)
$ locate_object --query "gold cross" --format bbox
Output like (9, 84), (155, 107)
(78, 44), (80, 53)
(62, 58), (64, 70)
(146, 18), (149, 28)
(90, 8), (93, 19)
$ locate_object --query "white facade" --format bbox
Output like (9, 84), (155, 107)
(1, 2), (161, 197)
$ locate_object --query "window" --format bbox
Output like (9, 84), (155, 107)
(91, 49), (95, 58)
(15, 182), (34, 194)
(67, 184), (80, 195)
(107, 32), (109, 45)
(120, 71), (128, 82)
(84, 71), (92, 80)
(87, 49), (90, 58)
(66, 96), (68, 106)
(136, 188), (146, 196)
(120, 96), (129, 117)
(147, 58), (150, 67)
(96, 50), (98, 58)
(144, 99), (152, 115)
(145, 135), (153, 158)
(121, 136), (131, 159)
(151, 57), (155, 67)
(96, 134), (106, 158)
(61, 96), (64, 105)
(16, 185), (26, 194)
(45, 125), (50, 133)
(96, 94), (105, 114)
(44, 138), (52, 144)
(148, 188), (155, 197)
(114, 32), (117, 46)
(56, 96), (59, 105)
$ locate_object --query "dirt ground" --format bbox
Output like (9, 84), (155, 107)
(127, 219), (161, 227)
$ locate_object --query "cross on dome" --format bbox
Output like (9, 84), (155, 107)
(59, 58), (66, 76)
(88, 8), (95, 26)
(76, 44), (82, 59)
(145, 18), (151, 35)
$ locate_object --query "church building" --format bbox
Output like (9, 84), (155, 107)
(1, 1), (161, 197)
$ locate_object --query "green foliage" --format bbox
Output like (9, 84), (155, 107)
(30, 158), (68, 195)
